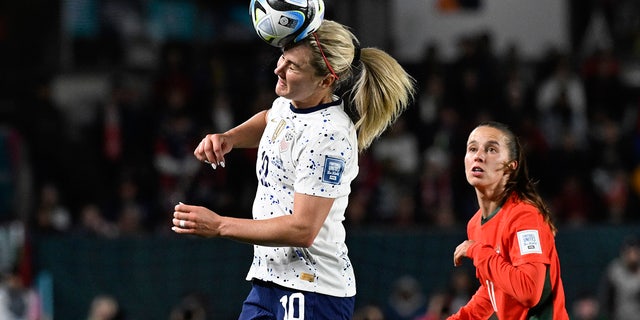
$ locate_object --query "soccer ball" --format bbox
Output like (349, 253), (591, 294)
(250, 0), (325, 47)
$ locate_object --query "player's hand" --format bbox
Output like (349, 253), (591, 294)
(172, 202), (222, 238)
(194, 133), (233, 169)
(453, 240), (475, 267)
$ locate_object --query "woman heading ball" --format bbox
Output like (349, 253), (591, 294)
(171, 19), (415, 320)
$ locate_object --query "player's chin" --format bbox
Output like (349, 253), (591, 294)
(465, 174), (476, 183)
(275, 84), (288, 96)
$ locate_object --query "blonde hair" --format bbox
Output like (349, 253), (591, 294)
(301, 20), (416, 152)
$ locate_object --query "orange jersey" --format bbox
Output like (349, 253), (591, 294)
(449, 195), (569, 320)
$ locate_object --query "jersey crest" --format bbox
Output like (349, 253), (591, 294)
(280, 131), (294, 152)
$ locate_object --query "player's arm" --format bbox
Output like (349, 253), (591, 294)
(467, 242), (547, 307)
(448, 285), (495, 320)
(173, 192), (332, 247)
(194, 110), (268, 165)
(223, 109), (269, 148)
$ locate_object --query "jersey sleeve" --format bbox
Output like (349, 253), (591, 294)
(467, 240), (549, 307)
(506, 208), (553, 267)
(293, 127), (357, 199)
(447, 285), (495, 320)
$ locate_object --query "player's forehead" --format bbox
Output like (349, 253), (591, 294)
(467, 126), (508, 146)
(282, 44), (313, 67)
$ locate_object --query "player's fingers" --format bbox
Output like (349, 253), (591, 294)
(203, 135), (224, 168)
(201, 136), (215, 163)
(453, 243), (464, 266)
(172, 218), (189, 228)
(453, 255), (461, 267)
(174, 202), (194, 220)
(210, 136), (226, 168)
(193, 138), (206, 161)
(171, 225), (193, 234)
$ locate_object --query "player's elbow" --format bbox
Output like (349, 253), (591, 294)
(287, 237), (314, 248)
(513, 281), (543, 307)
(288, 222), (320, 247)
(510, 262), (547, 307)
(297, 233), (317, 248)
(518, 293), (541, 308)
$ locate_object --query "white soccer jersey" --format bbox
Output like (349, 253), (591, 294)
(245, 96), (358, 297)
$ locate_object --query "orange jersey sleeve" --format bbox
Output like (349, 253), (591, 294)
(467, 242), (547, 307)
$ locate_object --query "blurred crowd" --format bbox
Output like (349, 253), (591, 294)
(352, 34), (640, 230)
(2, 31), (639, 240)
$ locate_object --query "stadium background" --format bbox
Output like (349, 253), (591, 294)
(1, 0), (640, 319)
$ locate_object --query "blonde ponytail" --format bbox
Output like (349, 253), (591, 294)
(306, 20), (416, 152)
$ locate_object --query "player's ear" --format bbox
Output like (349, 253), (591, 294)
(509, 161), (518, 171)
(320, 74), (336, 88)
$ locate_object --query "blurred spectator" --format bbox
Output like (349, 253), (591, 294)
(208, 90), (235, 134)
(0, 266), (41, 320)
(551, 174), (596, 226)
(495, 46), (536, 129)
(371, 117), (420, 225)
(372, 117), (421, 183)
(446, 268), (475, 314)
(75, 203), (118, 238)
(590, 112), (633, 171)
(192, 52), (231, 129)
(544, 119), (593, 213)
(92, 74), (154, 195)
(589, 113), (636, 223)
(153, 110), (200, 216)
(345, 151), (382, 227)
(0, 124), (30, 222)
(414, 268), (476, 320)
(30, 183), (71, 235)
(394, 193), (418, 228)
(599, 236), (640, 320)
(633, 165), (640, 207)
(168, 291), (210, 320)
(514, 117), (549, 179)
(417, 146), (455, 227)
(415, 290), (450, 320)
(102, 174), (152, 235)
(418, 42), (445, 83)
(384, 275), (427, 320)
(345, 189), (374, 228)
(571, 292), (604, 320)
(536, 52), (589, 150)
(153, 44), (194, 114)
(19, 75), (72, 204)
(86, 294), (122, 320)
(415, 74), (447, 152)
(115, 203), (147, 237)
(353, 303), (385, 320)
(580, 47), (623, 122)
(592, 167), (632, 224)
(446, 33), (499, 128)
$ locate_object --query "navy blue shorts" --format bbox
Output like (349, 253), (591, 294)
(238, 279), (355, 320)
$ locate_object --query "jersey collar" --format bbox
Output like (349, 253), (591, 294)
(289, 98), (342, 114)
